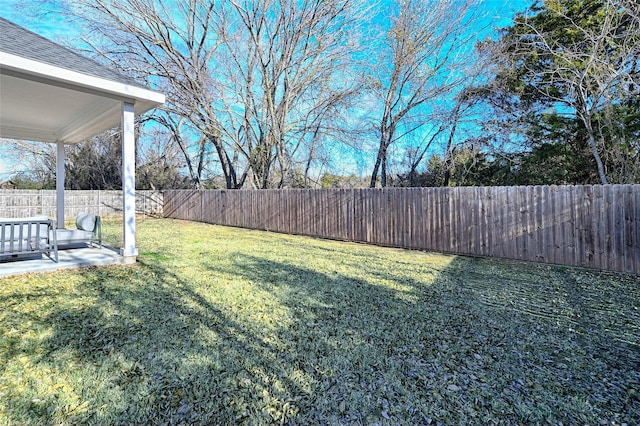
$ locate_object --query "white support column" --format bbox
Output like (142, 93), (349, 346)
(56, 141), (65, 229)
(121, 101), (138, 259)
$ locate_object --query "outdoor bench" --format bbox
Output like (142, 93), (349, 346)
(56, 212), (102, 248)
(0, 216), (58, 263)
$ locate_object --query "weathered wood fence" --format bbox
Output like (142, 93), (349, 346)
(0, 190), (163, 219)
(164, 186), (640, 274)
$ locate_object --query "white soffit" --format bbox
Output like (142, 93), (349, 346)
(0, 52), (165, 144)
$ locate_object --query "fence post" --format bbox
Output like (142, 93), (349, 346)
(98, 190), (101, 217)
(143, 193), (146, 218)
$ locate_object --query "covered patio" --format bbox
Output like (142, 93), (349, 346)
(0, 246), (126, 278)
(0, 17), (165, 275)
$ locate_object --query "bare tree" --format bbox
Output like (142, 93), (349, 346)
(65, 131), (123, 189)
(72, 0), (239, 187)
(0, 140), (56, 188)
(215, 0), (366, 188)
(65, 0), (367, 189)
(151, 114), (211, 189)
(2, 132), (122, 190)
(136, 126), (191, 190)
(366, 0), (482, 187)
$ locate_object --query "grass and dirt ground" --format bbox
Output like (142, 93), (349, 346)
(0, 218), (638, 425)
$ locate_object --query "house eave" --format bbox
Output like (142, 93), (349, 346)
(0, 51), (165, 110)
(0, 51), (165, 144)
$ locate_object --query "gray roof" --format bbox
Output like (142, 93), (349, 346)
(0, 17), (147, 89)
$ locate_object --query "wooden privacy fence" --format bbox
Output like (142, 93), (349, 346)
(164, 186), (640, 274)
(0, 190), (163, 219)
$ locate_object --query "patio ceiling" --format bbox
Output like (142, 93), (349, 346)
(0, 53), (164, 144)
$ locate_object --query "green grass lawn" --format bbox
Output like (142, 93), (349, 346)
(1, 218), (639, 425)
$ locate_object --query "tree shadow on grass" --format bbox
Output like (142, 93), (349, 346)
(2, 261), (332, 425)
(1, 250), (638, 425)
(203, 253), (640, 425)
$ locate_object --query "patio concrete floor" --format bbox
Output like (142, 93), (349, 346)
(0, 245), (132, 278)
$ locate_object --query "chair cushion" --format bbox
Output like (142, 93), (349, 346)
(76, 213), (96, 232)
(56, 229), (94, 244)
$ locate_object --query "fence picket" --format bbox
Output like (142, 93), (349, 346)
(111, 185), (638, 275)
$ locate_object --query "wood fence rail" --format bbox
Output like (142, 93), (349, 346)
(164, 186), (640, 274)
(0, 190), (163, 219)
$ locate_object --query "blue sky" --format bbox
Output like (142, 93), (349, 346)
(1, 0), (530, 42)
(1, 0), (76, 41)
(0, 0), (532, 181)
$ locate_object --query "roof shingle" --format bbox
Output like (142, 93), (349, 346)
(0, 17), (147, 89)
